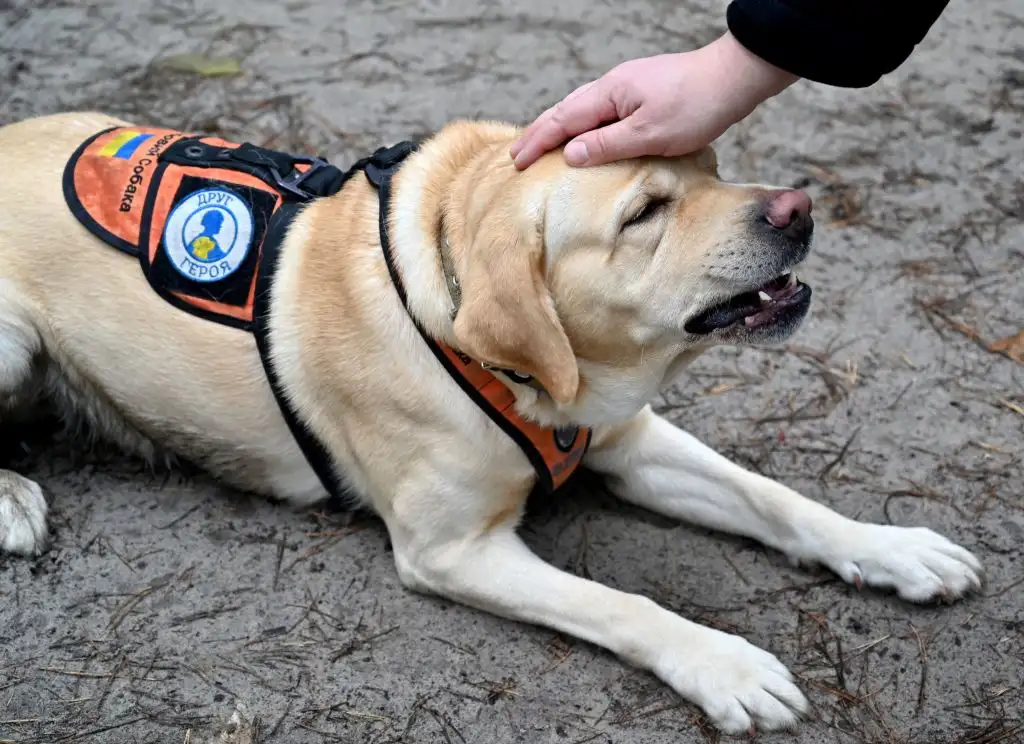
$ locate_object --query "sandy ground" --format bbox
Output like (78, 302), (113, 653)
(1, 1), (1023, 742)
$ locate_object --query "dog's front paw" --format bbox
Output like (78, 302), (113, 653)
(656, 629), (808, 735)
(0, 470), (49, 556)
(828, 524), (982, 603)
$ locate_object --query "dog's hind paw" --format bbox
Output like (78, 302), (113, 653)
(0, 470), (49, 556)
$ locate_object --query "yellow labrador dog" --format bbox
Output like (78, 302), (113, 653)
(0, 111), (981, 735)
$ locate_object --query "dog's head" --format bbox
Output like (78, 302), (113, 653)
(440, 127), (814, 424)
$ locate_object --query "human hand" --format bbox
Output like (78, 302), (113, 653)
(509, 32), (799, 170)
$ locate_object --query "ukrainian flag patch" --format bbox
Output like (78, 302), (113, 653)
(98, 130), (154, 159)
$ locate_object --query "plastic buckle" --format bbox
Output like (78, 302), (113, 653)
(364, 141), (418, 189)
(370, 140), (417, 170)
(269, 157), (331, 201)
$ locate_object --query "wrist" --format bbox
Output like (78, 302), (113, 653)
(708, 30), (800, 115)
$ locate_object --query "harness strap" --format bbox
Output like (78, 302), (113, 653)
(252, 202), (353, 506)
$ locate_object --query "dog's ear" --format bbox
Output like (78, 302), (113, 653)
(452, 203), (579, 407)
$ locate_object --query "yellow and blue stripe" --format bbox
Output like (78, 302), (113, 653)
(98, 130), (154, 159)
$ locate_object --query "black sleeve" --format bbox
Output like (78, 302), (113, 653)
(725, 0), (951, 88)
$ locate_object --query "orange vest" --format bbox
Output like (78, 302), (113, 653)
(63, 126), (590, 497)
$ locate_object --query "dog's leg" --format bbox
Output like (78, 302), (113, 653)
(384, 488), (808, 734)
(586, 406), (982, 602)
(0, 287), (49, 556)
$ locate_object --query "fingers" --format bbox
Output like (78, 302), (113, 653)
(512, 80), (596, 156)
(561, 117), (660, 167)
(510, 78), (618, 170)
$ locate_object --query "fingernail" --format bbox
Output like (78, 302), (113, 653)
(509, 141), (522, 158)
(564, 140), (589, 165)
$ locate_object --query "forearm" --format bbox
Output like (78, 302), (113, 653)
(726, 0), (952, 88)
(708, 30), (800, 105)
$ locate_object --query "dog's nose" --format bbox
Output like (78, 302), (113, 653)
(763, 189), (813, 242)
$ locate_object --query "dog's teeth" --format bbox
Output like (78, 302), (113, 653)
(758, 290), (773, 303)
(787, 273), (798, 287)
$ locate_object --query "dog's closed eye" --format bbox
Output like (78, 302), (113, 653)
(621, 197), (671, 232)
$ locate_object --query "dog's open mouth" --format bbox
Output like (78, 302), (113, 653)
(684, 273), (812, 335)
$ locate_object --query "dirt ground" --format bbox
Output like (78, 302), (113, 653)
(1, 1), (1022, 743)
